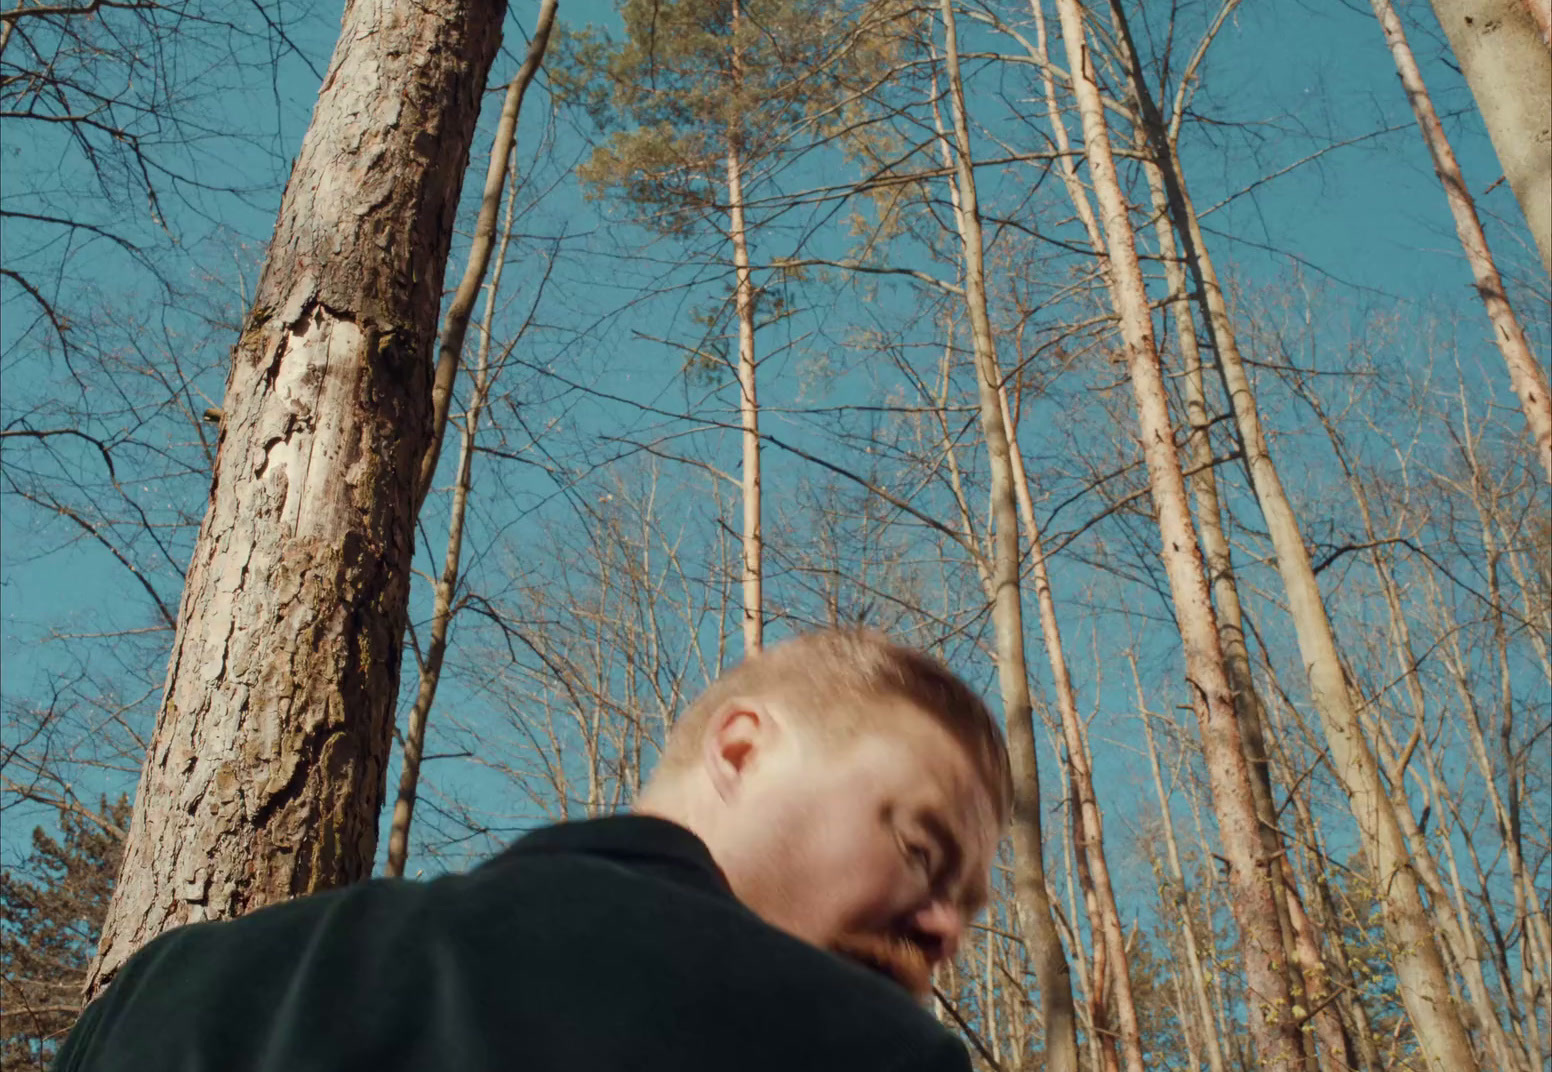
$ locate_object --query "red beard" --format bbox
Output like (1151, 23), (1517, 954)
(829, 932), (932, 998)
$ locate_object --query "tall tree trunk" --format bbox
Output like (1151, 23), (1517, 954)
(1138, 131), (1353, 1072)
(1299, 386), (1535, 1071)
(1276, 742), (1386, 1072)
(1048, 3), (1303, 1068)
(1001, 387), (1145, 1072)
(88, 0), (504, 995)
(1111, 4), (1483, 1064)
(1427, 0), (1552, 275)
(1136, 689), (1226, 1072)
(936, 2), (1079, 1068)
(1371, 0), (1552, 482)
(728, 0), (762, 654)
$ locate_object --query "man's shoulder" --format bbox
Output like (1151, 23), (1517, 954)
(453, 839), (968, 1066)
(553, 853), (962, 1054)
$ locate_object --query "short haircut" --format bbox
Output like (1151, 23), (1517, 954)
(654, 628), (1012, 824)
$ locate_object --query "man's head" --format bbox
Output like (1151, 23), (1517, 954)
(635, 629), (1011, 998)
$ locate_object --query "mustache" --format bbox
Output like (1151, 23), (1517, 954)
(829, 932), (933, 998)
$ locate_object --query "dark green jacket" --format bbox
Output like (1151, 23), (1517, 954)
(55, 815), (972, 1072)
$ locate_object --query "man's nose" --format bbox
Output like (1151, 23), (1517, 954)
(911, 898), (967, 963)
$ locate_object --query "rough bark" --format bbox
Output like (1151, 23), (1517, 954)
(936, 2), (1079, 1068)
(1112, 2), (1482, 1061)
(87, 0), (504, 995)
(1374, 0), (1552, 482)
(1049, 3), (1303, 1068)
(1427, 0), (1552, 275)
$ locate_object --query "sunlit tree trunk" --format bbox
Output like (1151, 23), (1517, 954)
(1138, 136), (1352, 1072)
(1134, 656), (1226, 1072)
(1002, 387), (1144, 1072)
(1049, 3), (1302, 1066)
(1427, 0), (1552, 275)
(88, 0), (505, 995)
(936, 3), (1079, 1067)
(1442, 423), (1549, 1062)
(729, 0), (762, 653)
(1371, 0), (1552, 481)
(1110, 3), (1484, 1063)
(1275, 742), (1386, 1072)
(1299, 386), (1538, 1070)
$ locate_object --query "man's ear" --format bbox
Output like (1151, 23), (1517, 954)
(702, 702), (776, 803)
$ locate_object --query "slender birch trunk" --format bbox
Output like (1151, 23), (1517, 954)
(728, 0), (762, 653)
(1107, 3), (1483, 1063)
(88, 0), (505, 995)
(1300, 388), (1538, 1069)
(1452, 440), (1552, 1011)
(1448, 437), (1550, 1061)
(385, 0), (558, 879)
(1049, 3), (1302, 1066)
(1427, 0), (1552, 275)
(1052, 759), (1100, 1072)
(1371, 0), (1552, 482)
(1134, 655), (1226, 1072)
(1001, 387), (1144, 1072)
(1027, 0), (1106, 257)
(937, 3), (1079, 1067)
(1137, 132), (1354, 1072)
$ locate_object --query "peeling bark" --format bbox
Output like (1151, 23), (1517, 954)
(88, 0), (505, 995)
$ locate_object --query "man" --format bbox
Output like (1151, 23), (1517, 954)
(56, 629), (1011, 1071)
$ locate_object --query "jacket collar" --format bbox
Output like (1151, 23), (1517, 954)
(487, 814), (735, 900)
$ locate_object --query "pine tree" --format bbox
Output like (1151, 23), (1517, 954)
(557, 0), (907, 652)
(1, 799), (130, 1070)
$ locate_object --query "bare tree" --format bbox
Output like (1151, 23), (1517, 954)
(385, 0), (559, 880)
(935, 3), (1080, 1067)
(1370, 0), (1552, 482)
(1426, 0), (1552, 274)
(1113, 1), (1491, 1061)
(1046, 2), (1304, 1067)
